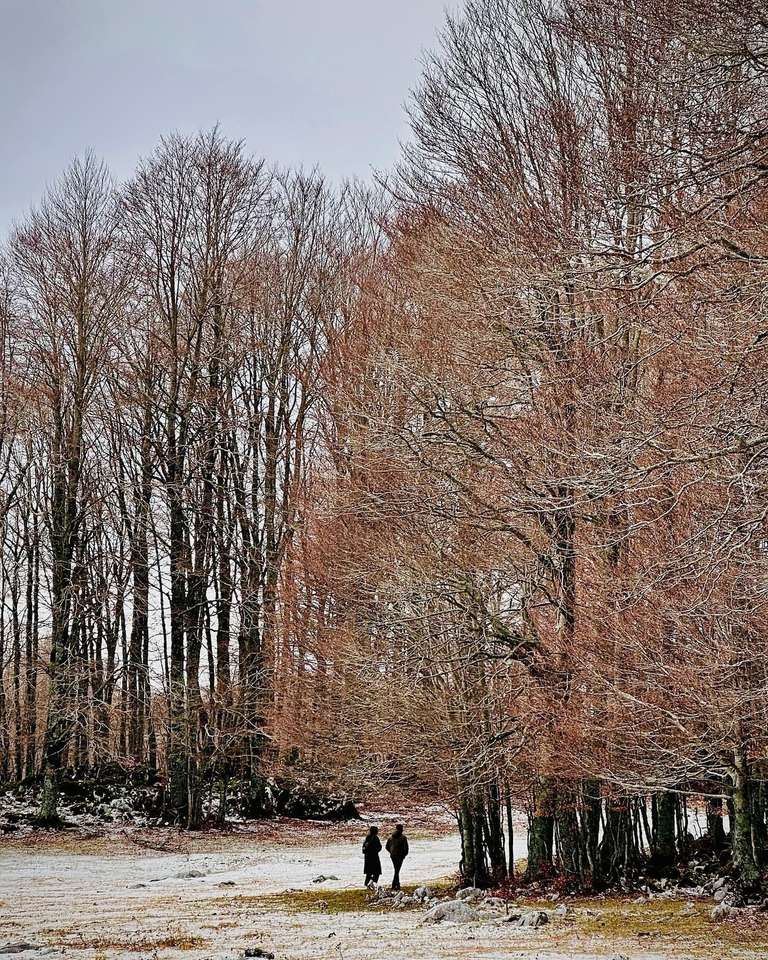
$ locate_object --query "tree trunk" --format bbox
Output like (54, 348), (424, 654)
(652, 791), (677, 871)
(732, 746), (760, 890)
(527, 779), (555, 881)
(707, 796), (728, 855)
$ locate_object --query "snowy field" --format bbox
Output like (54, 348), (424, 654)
(0, 819), (763, 960)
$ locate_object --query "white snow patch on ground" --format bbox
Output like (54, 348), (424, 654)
(0, 828), (747, 960)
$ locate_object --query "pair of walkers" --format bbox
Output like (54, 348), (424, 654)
(362, 824), (409, 890)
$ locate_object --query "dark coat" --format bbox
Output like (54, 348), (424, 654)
(363, 832), (382, 876)
(386, 829), (409, 863)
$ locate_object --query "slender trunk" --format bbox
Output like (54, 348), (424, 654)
(652, 791), (677, 871)
(39, 442), (80, 823)
(732, 745), (760, 889)
(11, 568), (22, 779)
(0, 571), (8, 783)
(23, 511), (40, 779)
(129, 423), (150, 762)
(167, 476), (188, 822)
(707, 795), (727, 856)
(506, 788), (515, 877)
(527, 779), (555, 881)
(556, 785), (584, 882)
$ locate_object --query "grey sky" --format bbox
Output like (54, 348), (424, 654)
(0, 0), (452, 235)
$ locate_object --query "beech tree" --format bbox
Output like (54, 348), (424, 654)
(2, 0), (768, 897)
(8, 155), (126, 820)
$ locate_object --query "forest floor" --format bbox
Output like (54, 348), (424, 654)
(2, 810), (767, 960)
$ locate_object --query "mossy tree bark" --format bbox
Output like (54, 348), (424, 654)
(556, 785), (585, 883)
(732, 745), (761, 890)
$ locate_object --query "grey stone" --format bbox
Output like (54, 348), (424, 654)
(484, 896), (505, 908)
(711, 902), (739, 921)
(421, 900), (479, 924)
(518, 910), (549, 928)
(455, 887), (484, 902)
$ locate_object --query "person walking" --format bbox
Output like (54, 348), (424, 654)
(386, 823), (409, 891)
(362, 825), (382, 888)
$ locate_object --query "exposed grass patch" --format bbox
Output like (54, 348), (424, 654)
(233, 879), (454, 915)
(564, 897), (768, 958)
(60, 932), (206, 951)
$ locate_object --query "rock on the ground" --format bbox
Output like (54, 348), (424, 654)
(714, 886), (731, 903)
(483, 896), (506, 908)
(243, 949), (275, 959)
(517, 909), (549, 928)
(421, 900), (479, 924)
(370, 888), (394, 903)
(712, 902), (740, 921)
(455, 886), (484, 902)
(393, 892), (414, 907)
(312, 874), (339, 883)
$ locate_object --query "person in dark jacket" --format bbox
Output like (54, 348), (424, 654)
(385, 823), (409, 891)
(362, 825), (382, 887)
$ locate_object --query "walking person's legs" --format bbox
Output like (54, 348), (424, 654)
(391, 859), (401, 890)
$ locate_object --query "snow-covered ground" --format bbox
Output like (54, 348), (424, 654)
(0, 823), (757, 960)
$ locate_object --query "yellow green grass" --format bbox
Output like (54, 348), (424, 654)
(560, 896), (768, 958)
(239, 879), (454, 915)
(234, 883), (768, 957)
(60, 933), (206, 952)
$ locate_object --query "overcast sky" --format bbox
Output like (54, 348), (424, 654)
(0, 0), (452, 235)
